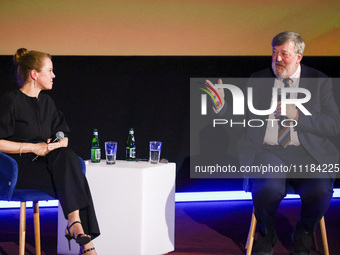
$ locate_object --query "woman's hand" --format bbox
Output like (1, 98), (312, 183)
(32, 142), (49, 156)
(47, 137), (68, 152)
(0, 137), (68, 156)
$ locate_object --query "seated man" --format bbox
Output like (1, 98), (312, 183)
(207, 31), (340, 255)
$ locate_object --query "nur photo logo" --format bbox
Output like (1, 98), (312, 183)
(199, 82), (222, 115)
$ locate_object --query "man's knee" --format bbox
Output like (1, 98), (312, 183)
(252, 179), (286, 202)
(299, 179), (333, 201)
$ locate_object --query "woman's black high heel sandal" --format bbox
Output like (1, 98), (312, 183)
(65, 221), (92, 250)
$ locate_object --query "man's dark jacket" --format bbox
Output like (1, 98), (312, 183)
(236, 64), (340, 180)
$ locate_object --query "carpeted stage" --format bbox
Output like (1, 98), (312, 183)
(0, 199), (339, 255)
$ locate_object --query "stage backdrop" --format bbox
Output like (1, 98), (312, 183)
(0, 0), (340, 56)
(1, 56), (340, 191)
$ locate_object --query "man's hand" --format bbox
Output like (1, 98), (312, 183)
(205, 79), (225, 111)
(275, 101), (299, 120)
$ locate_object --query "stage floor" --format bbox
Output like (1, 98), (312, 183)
(0, 199), (339, 255)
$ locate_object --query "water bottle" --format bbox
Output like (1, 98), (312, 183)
(126, 128), (136, 161)
(91, 128), (101, 163)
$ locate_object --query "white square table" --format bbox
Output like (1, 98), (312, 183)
(57, 160), (176, 255)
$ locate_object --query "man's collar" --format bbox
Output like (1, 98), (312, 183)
(290, 64), (301, 79)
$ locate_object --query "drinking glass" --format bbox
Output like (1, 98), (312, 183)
(149, 141), (162, 164)
(105, 141), (117, 165)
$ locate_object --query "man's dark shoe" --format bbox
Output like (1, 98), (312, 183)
(292, 222), (312, 255)
(253, 231), (278, 255)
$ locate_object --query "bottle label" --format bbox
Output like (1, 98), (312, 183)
(95, 149), (101, 160)
(91, 148), (101, 162)
(129, 147), (136, 158)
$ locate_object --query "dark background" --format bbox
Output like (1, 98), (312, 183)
(1, 55), (339, 192)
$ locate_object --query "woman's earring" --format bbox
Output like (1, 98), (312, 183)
(34, 79), (37, 88)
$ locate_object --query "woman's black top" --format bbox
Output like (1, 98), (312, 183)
(0, 90), (70, 143)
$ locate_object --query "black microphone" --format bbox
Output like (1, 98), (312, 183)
(32, 131), (65, 161)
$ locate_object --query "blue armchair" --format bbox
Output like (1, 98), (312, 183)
(0, 151), (86, 255)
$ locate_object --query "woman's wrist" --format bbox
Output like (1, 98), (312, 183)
(27, 143), (37, 154)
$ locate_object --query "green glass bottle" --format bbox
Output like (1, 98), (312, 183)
(126, 128), (136, 161)
(91, 128), (101, 163)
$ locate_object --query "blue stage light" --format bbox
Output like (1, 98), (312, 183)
(1, 189), (339, 208)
